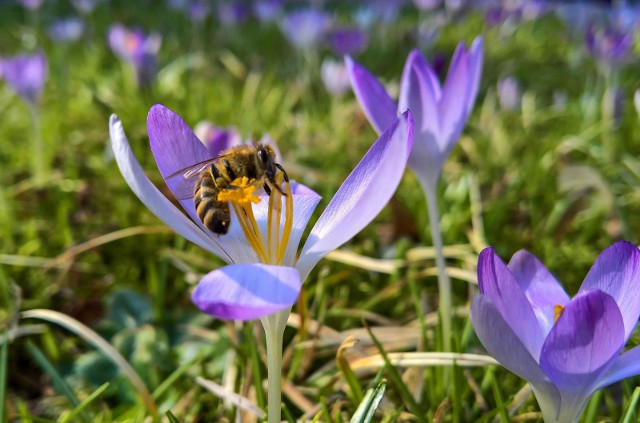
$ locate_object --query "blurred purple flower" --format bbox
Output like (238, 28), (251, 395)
(72, 0), (99, 14)
(107, 24), (161, 87)
(254, 0), (283, 23)
(218, 3), (250, 25)
(585, 24), (633, 64)
(0, 51), (48, 105)
(19, 0), (44, 11)
(48, 18), (84, 43)
(193, 121), (243, 157)
(109, 104), (413, 320)
(280, 9), (331, 50)
(497, 75), (521, 111)
(412, 0), (442, 11)
(329, 27), (368, 56)
(321, 59), (351, 97)
(471, 242), (640, 422)
(188, 0), (210, 22)
(346, 37), (483, 189)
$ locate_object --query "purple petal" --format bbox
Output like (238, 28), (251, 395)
(466, 37), (484, 116)
(540, 290), (624, 393)
(477, 248), (546, 358)
(399, 50), (440, 136)
(578, 241), (640, 341)
(297, 111), (414, 279)
(438, 42), (470, 145)
(471, 296), (554, 388)
(345, 56), (398, 135)
(192, 264), (302, 320)
(596, 344), (640, 390)
(508, 250), (570, 333)
(0, 51), (48, 104)
(147, 104), (220, 236)
(109, 114), (231, 262)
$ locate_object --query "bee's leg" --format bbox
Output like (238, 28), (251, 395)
(263, 183), (272, 196)
(270, 163), (289, 196)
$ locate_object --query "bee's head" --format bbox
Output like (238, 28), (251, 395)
(258, 144), (288, 185)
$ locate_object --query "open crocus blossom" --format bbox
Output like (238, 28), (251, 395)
(109, 104), (413, 321)
(346, 37), (482, 187)
(471, 241), (640, 422)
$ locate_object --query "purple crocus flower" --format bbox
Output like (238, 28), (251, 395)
(19, 0), (44, 10)
(107, 24), (161, 88)
(329, 27), (368, 56)
(346, 37), (483, 189)
(48, 18), (84, 43)
(320, 59), (351, 96)
(109, 104), (413, 320)
(72, 0), (99, 14)
(471, 241), (640, 422)
(585, 23), (633, 65)
(193, 121), (243, 157)
(217, 3), (250, 26)
(254, 0), (283, 23)
(0, 51), (48, 105)
(497, 75), (521, 111)
(280, 9), (331, 50)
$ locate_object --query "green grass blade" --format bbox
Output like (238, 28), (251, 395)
(621, 387), (640, 423)
(350, 377), (387, 423)
(59, 382), (109, 423)
(0, 328), (7, 423)
(165, 410), (181, 423)
(243, 322), (265, 409)
(488, 367), (509, 423)
(363, 323), (426, 421)
(25, 341), (85, 419)
(583, 389), (602, 423)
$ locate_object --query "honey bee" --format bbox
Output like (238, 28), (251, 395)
(166, 144), (288, 235)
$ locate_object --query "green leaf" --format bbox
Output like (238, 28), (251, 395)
(349, 377), (386, 423)
(59, 382), (109, 423)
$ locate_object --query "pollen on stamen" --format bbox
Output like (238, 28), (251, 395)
(217, 176), (261, 205)
(553, 305), (565, 323)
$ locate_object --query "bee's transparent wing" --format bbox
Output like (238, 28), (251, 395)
(165, 160), (215, 200)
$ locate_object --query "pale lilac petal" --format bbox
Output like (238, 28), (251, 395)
(109, 114), (231, 262)
(192, 264), (302, 321)
(477, 248), (546, 358)
(508, 250), (570, 333)
(438, 42), (470, 146)
(596, 344), (640, 390)
(578, 241), (640, 341)
(147, 104), (219, 238)
(345, 56), (398, 135)
(297, 112), (413, 279)
(471, 296), (553, 388)
(399, 50), (439, 136)
(540, 290), (624, 393)
(465, 37), (484, 116)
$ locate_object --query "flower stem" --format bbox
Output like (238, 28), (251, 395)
(422, 178), (452, 353)
(28, 103), (44, 185)
(261, 309), (288, 423)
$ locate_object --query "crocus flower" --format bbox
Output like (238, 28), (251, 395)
(217, 3), (250, 26)
(346, 37), (483, 193)
(48, 18), (84, 43)
(0, 51), (48, 106)
(497, 75), (521, 112)
(329, 27), (368, 56)
(109, 104), (413, 320)
(254, 0), (283, 23)
(19, 0), (44, 10)
(471, 241), (640, 423)
(193, 121), (243, 156)
(72, 0), (99, 14)
(107, 24), (161, 88)
(585, 23), (633, 65)
(280, 9), (331, 51)
(320, 58), (351, 97)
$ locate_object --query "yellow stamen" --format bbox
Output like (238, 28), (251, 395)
(553, 305), (565, 323)
(220, 174), (294, 266)
(217, 177), (261, 205)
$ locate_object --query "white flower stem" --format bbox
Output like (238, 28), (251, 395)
(422, 178), (452, 353)
(261, 309), (289, 423)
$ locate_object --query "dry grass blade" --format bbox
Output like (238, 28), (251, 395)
(282, 379), (315, 414)
(195, 376), (265, 419)
(49, 226), (173, 269)
(0, 254), (92, 272)
(20, 309), (157, 416)
(350, 352), (498, 374)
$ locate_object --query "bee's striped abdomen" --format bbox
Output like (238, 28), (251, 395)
(194, 169), (230, 235)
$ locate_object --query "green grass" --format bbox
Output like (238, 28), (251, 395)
(1, 2), (640, 421)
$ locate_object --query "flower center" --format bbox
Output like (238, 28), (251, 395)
(553, 304), (565, 323)
(218, 174), (293, 265)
